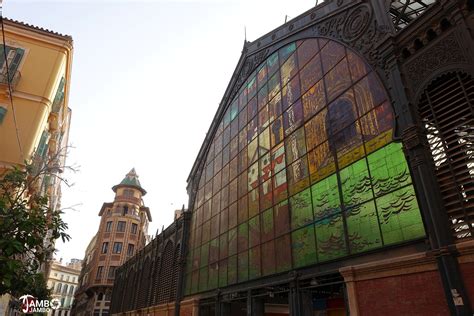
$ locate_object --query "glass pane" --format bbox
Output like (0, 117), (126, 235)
(316, 213), (347, 262)
(238, 250), (249, 282)
(270, 116), (284, 147)
(345, 200), (382, 253)
(249, 246), (262, 279)
(219, 259), (228, 287)
(285, 126), (307, 165)
(261, 207), (274, 243)
(288, 156), (310, 196)
(360, 101), (393, 154)
(311, 174), (341, 221)
(300, 53), (323, 93)
(238, 222), (249, 252)
(321, 40), (345, 74)
(228, 227), (237, 256)
(302, 79), (326, 121)
(324, 58), (351, 102)
(249, 215), (260, 247)
(274, 199), (290, 237)
(275, 234), (292, 272)
(354, 72), (386, 116)
(292, 225), (317, 268)
(268, 71), (281, 102)
(273, 169), (288, 204)
(282, 75), (301, 111)
(368, 142), (412, 197)
(297, 38), (319, 68)
(283, 99), (304, 136)
(199, 267), (208, 292)
(290, 187), (313, 229)
(347, 49), (369, 82)
(340, 158), (373, 207)
(228, 255), (237, 284)
(305, 108), (328, 152)
(308, 141), (335, 183)
(261, 240), (276, 276)
(377, 185), (425, 245)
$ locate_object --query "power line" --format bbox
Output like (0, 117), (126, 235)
(0, 10), (24, 160)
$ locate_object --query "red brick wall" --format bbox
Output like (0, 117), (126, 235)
(356, 271), (450, 316)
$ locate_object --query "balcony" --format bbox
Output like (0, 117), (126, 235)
(0, 70), (21, 90)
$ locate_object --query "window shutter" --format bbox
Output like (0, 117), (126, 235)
(8, 48), (24, 81)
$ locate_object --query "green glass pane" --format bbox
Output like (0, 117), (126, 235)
(184, 273), (192, 296)
(209, 238), (219, 263)
(311, 174), (341, 220)
(192, 246), (200, 270)
(340, 158), (373, 207)
(199, 267), (208, 292)
(238, 250), (249, 282)
(219, 259), (228, 287)
(219, 232), (228, 259)
(261, 208), (274, 242)
(200, 243), (209, 267)
(267, 52), (279, 76)
(208, 263), (219, 290)
(290, 187), (313, 229)
(249, 215), (260, 247)
(238, 222), (249, 252)
(228, 255), (237, 284)
(191, 270), (199, 293)
(228, 227), (238, 256)
(249, 246), (262, 279)
(377, 185), (425, 245)
(368, 142), (412, 197)
(186, 250), (193, 273)
(230, 100), (239, 121)
(279, 42), (297, 64)
(291, 225), (317, 268)
(316, 213), (347, 262)
(345, 200), (382, 253)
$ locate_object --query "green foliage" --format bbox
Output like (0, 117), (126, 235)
(0, 166), (70, 299)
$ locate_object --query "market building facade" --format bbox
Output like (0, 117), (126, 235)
(110, 0), (474, 315)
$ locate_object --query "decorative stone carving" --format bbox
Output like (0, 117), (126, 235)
(404, 32), (468, 89)
(313, 3), (386, 68)
(342, 5), (372, 42)
(229, 48), (269, 102)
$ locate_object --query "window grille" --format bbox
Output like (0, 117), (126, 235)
(418, 72), (474, 239)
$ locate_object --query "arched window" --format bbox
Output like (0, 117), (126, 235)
(123, 205), (128, 216)
(97, 292), (104, 301)
(69, 286), (74, 296)
(63, 284), (68, 295)
(418, 72), (474, 238)
(56, 283), (62, 294)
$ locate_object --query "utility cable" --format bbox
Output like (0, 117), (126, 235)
(0, 10), (24, 160)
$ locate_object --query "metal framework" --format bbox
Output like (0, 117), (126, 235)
(390, 0), (436, 30)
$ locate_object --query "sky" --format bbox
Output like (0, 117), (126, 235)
(5, 0), (319, 263)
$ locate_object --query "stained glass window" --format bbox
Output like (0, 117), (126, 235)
(186, 37), (425, 294)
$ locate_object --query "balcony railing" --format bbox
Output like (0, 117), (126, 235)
(0, 70), (21, 89)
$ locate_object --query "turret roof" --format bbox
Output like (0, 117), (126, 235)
(112, 168), (147, 195)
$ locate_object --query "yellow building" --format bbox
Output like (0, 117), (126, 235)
(0, 18), (73, 187)
(0, 18), (73, 316)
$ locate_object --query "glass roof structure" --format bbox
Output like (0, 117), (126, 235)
(389, 0), (437, 31)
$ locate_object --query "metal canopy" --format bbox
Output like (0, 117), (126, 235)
(389, 0), (436, 30)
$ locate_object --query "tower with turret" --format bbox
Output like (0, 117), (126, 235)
(72, 169), (152, 316)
